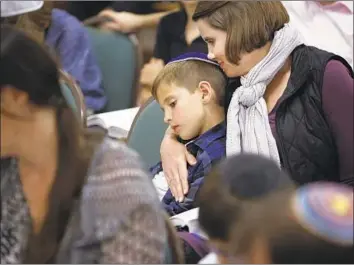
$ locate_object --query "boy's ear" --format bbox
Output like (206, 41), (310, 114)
(198, 81), (213, 104)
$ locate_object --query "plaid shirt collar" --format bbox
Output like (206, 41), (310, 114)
(182, 121), (226, 154)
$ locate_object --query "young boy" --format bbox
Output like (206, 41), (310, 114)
(150, 52), (227, 216)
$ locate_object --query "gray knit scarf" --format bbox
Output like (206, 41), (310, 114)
(226, 23), (303, 165)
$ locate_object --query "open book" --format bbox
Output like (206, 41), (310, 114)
(87, 115), (129, 139)
(87, 107), (140, 139)
(169, 208), (208, 239)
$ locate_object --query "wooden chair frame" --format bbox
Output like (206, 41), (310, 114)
(59, 70), (87, 127)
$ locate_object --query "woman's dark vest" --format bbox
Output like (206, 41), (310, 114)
(225, 45), (353, 185)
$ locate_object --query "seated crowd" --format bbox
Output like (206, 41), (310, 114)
(1, 0), (353, 264)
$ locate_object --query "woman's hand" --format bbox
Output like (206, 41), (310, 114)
(98, 10), (144, 33)
(160, 129), (197, 202)
(140, 58), (165, 87)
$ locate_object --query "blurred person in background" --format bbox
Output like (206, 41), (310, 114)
(227, 182), (353, 264)
(0, 1), (44, 43)
(67, 1), (165, 28)
(138, 1), (208, 105)
(0, 1), (107, 114)
(65, 1), (112, 21)
(159, 1), (353, 202)
(283, 1), (353, 68)
(31, 1), (106, 114)
(97, 1), (174, 34)
(0, 25), (168, 263)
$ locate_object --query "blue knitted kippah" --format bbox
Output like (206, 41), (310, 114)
(167, 52), (220, 67)
(291, 182), (353, 246)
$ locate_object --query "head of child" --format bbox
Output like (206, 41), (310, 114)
(227, 182), (354, 264)
(152, 53), (226, 141)
(196, 154), (294, 264)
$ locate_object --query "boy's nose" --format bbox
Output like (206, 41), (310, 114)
(207, 51), (215, 60)
(164, 112), (172, 124)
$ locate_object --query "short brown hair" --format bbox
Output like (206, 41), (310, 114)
(152, 60), (226, 105)
(193, 1), (289, 64)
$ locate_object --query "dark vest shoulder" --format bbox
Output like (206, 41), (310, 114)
(276, 45), (353, 185)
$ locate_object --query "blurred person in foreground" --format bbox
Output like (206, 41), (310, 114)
(226, 182), (353, 264)
(0, 25), (168, 263)
(197, 154), (294, 264)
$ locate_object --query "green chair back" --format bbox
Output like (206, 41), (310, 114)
(127, 97), (168, 167)
(85, 27), (141, 112)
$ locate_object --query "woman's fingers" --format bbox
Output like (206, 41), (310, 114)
(100, 21), (121, 31)
(160, 133), (191, 202)
(185, 150), (197, 166)
(98, 9), (116, 19)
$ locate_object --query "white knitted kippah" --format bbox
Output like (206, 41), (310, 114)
(1, 1), (43, 17)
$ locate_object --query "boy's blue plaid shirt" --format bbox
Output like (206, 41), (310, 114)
(150, 121), (226, 216)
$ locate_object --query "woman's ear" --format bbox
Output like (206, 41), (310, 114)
(197, 81), (214, 104)
(1, 86), (32, 117)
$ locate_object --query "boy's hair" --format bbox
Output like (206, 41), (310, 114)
(152, 60), (226, 106)
(193, 1), (289, 65)
(197, 154), (294, 241)
(230, 184), (354, 264)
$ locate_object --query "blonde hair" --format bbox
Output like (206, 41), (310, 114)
(152, 60), (226, 105)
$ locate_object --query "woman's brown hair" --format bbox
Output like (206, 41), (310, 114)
(1, 25), (104, 263)
(193, 1), (289, 64)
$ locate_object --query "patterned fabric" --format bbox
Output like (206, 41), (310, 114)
(1, 159), (31, 264)
(150, 122), (226, 216)
(1, 138), (167, 263)
(45, 9), (106, 112)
